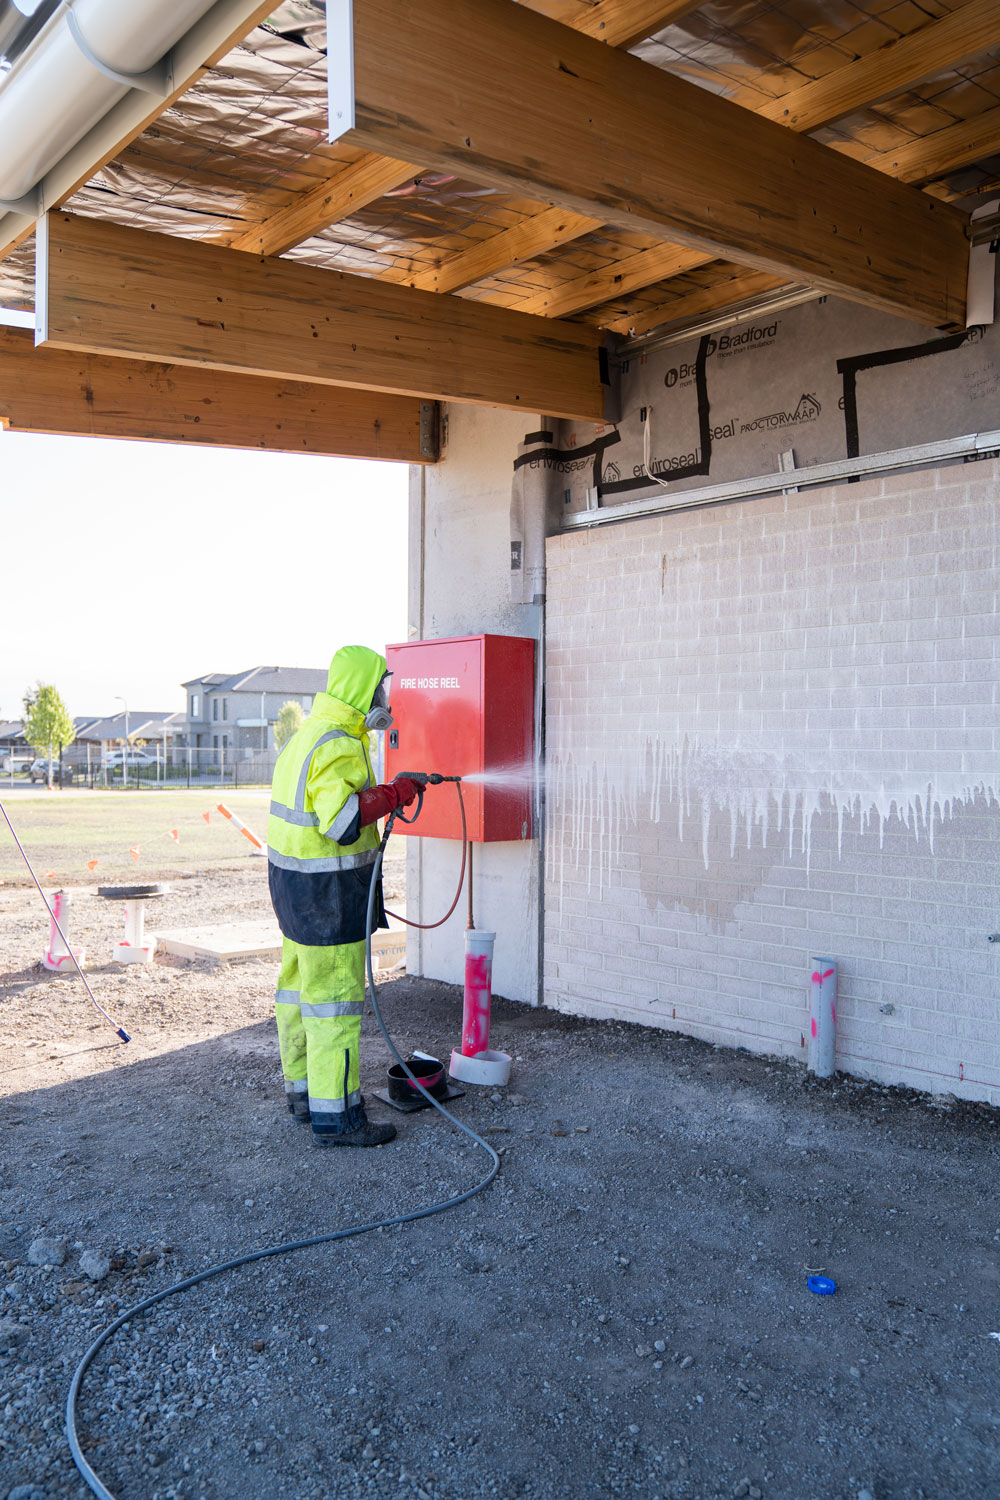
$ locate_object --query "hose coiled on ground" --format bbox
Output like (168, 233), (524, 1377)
(67, 784), (497, 1500)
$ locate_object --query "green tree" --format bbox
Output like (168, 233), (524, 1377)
(23, 682), (75, 786)
(274, 700), (305, 750)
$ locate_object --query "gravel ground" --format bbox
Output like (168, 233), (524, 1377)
(1, 865), (999, 1500)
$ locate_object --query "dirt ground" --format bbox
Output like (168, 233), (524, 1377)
(1, 857), (999, 1500)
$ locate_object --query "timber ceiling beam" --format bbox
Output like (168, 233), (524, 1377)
(414, 0), (1000, 315)
(329, 0), (968, 327)
(0, 327), (438, 462)
(229, 0), (697, 258)
(0, 1), (274, 263)
(35, 214), (610, 422)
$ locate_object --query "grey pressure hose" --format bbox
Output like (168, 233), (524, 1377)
(66, 783), (499, 1500)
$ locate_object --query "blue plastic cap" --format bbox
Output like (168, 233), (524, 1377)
(117, 1028), (131, 1043)
(808, 1274), (837, 1296)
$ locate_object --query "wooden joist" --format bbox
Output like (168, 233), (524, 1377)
(226, 155), (419, 257)
(864, 104), (1000, 185)
(36, 214), (610, 422)
(0, 326), (439, 462)
(758, 0), (1000, 133)
(515, 244), (710, 318)
(406, 207), (604, 295)
(333, 0), (969, 327)
(527, 0), (701, 50)
(602, 270), (791, 337)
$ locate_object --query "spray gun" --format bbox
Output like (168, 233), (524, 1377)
(391, 771), (462, 826)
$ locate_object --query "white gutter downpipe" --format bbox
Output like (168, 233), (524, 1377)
(0, 0), (220, 208)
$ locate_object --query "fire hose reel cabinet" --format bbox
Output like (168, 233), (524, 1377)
(385, 634), (535, 842)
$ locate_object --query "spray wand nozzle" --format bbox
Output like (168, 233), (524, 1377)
(394, 772), (462, 786)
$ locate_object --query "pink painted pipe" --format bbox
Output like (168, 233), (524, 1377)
(43, 889), (85, 973)
(461, 931), (495, 1057)
(808, 957), (837, 1078)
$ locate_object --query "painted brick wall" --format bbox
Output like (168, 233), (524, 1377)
(544, 462), (1000, 1103)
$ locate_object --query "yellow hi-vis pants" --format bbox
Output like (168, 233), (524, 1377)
(275, 937), (365, 1134)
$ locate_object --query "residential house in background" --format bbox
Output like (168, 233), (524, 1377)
(182, 667), (326, 756)
(77, 711), (184, 766)
(2, 712), (182, 772)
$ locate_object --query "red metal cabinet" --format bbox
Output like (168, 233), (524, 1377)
(385, 634), (535, 842)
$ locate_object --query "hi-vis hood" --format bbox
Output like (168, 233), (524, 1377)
(324, 645), (387, 719)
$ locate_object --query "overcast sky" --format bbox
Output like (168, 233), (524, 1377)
(0, 427), (409, 722)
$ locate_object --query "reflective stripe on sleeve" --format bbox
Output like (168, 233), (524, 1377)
(275, 988), (301, 1005)
(308, 1090), (362, 1114)
(295, 729), (351, 812)
(326, 793), (359, 842)
(283, 1078), (308, 1094)
(267, 847), (378, 874)
(270, 801), (319, 827)
(299, 1000), (365, 1019)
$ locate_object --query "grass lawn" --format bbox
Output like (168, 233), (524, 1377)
(0, 789), (272, 885)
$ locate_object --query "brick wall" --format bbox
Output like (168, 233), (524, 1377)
(544, 462), (1000, 1103)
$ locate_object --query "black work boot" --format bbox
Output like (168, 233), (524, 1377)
(312, 1102), (396, 1148)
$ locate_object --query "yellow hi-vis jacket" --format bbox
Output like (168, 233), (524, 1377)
(267, 646), (388, 947)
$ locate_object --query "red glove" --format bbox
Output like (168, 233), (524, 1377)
(358, 779), (420, 826)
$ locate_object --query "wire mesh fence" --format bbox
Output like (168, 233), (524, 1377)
(3, 734), (387, 790)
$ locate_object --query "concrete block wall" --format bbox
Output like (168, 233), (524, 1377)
(544, 461), (1000, 1102)
(406, 403), (543, 1004)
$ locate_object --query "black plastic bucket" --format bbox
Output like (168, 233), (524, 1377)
(387, 1055), (447, 1103)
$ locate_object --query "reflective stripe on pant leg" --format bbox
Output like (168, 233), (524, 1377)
(298, 940), (365, 1133)
(275, 937), (307, 1087)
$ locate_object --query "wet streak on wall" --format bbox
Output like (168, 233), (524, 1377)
(543, 462), (1000, 1104)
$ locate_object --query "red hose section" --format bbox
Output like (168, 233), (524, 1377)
(385, 780), (468, 931)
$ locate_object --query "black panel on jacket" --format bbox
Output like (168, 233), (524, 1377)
(268, 862), (387, 947)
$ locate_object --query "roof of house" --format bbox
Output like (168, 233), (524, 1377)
(181, 667), (326, 696)
(2, 714), (107, 741)
(81, 711), (181, 742)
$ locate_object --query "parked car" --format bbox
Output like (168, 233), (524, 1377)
(29, 758), (74, 784)
(103, 750), (156, 770)
(2, 753), (32, 774)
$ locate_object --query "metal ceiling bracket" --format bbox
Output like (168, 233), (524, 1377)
(966, 199), (999, 328)
(418, 401), (440, 461)
(65, 8), (173, 95)
(326, 0), (354, 142)
(0, 187), (41, 216)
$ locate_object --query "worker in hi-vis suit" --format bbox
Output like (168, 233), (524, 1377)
(267, 645), (419, 1146)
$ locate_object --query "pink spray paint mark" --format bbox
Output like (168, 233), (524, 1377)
(810, 1017), (817, 1039)
(811, 968), (835, 985)
(462, 953), (491, 1056)
(831, 1003), (836, 1024)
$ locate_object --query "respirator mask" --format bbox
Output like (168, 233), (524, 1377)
(364, 672), (394, 732)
